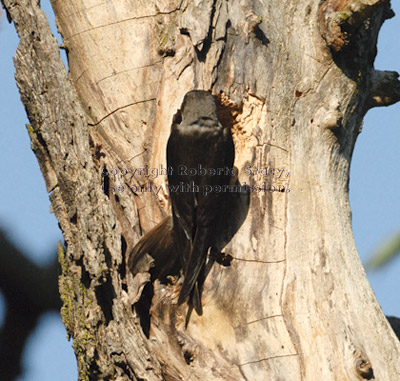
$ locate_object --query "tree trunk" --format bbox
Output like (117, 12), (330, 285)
(3, 0), (400, 379)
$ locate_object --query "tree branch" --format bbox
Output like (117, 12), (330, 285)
(0, 231), (61, 380)
(367, 70), (400, 109)
(318, 0), (393, 52)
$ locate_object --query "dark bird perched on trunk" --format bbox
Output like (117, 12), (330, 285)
(129, 90), (247, 327)
(166, 90), (235, 315)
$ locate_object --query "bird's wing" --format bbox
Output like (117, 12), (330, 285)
(128, 216), (180, 281)
(176, 122), (235, 310)
(167, 124), (197, 271)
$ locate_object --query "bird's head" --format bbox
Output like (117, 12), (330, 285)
(181, 90), (218, 124)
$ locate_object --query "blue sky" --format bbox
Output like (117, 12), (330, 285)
(0, 2), (399, 380)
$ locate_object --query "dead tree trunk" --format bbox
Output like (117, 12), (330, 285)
(3, 0), (400, 379)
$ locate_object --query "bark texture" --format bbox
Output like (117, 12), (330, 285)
(2, 0), (400, 379)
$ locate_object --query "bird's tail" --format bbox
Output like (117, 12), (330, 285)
(178, 227), (210, 313)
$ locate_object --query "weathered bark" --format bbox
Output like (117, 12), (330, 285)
(2, 0), (400, 379)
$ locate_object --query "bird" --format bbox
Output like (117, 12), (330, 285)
(129, 90), (244, 326)
(166, 90), (235, 315)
